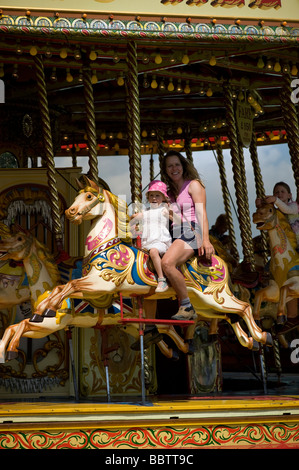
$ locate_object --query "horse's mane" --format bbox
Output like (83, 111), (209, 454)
(106, 190), (132, 244)
(34, 238), (61, 286)
(276, 210), (297, 250)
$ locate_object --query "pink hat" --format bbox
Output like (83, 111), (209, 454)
(146, 180), (168, 199)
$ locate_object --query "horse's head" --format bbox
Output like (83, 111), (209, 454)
(252, 201), (277, 231)
(65, 176), (106, 225)
(0, 228), (33, 261)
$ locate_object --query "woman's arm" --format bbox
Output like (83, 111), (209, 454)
(189, 180), (215, 258)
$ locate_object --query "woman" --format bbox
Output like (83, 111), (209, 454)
(161, 150), (215, 320)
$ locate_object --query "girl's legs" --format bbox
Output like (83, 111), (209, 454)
(149, 248), (169, 293)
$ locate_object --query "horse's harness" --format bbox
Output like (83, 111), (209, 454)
(78, 186), (105, 216)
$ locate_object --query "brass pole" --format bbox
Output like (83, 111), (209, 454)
(280, 72), (299, 195)
(126, 41), (142, 205)
(156, 128), (166, 182)
(83, 67), (99, 185)
(249, 132), (269, 264)
(223, 84), (255, 270)
(215, 145), (239, 261)
(34, 55), (63, 251)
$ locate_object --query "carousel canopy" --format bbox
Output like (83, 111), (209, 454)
(0, 0), (298, 158)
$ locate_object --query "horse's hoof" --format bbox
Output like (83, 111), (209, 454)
(29, 314), (44, 323)
(185, 339), (195, 355)
(251, 339), (260, 351)
(6, 350), (18, 361)
(43, 308), (56, 318)
(171, 350), (180, 361)
(277, 315), (287, 326)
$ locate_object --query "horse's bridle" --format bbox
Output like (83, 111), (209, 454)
(77, 186), (105, 216)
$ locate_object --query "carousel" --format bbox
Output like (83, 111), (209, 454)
(0, 0), (298, 450)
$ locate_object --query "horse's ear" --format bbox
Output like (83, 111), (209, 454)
(76, 176), (86, 189)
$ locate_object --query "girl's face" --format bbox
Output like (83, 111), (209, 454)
(147, 191), (164, 207)
(273, 185), (292, 203)
(165, 155), (184, 183)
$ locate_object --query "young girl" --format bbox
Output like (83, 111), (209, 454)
(264, 181), (299, 250)
(131, 180), (172, 293)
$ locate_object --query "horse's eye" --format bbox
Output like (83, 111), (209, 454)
(87, 194), (92, 199)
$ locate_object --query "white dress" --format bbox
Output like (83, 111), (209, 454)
(141, 205), (172, 255)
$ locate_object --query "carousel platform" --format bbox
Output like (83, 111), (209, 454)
(0, 386), (299, 450)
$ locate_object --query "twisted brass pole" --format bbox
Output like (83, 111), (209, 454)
(83, 67), (99, 185)
(125, 83), (136, 203)
(280, 73), (299, 195)
(184, 126), (193, 163)
(249, 132), (269, 264)
(224, 84), (255, 270)
(215, 145), (239, 261)
(156, 128), (166, 182)
(126, 41), (142, 205)
(149, 151), (154, 182)
(34, 55), (63, 251)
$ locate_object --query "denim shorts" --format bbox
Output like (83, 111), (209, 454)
(171, 221), (200, 254)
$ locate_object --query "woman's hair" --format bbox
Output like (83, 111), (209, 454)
(161, 150), (203, 198)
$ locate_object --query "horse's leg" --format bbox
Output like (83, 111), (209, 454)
(253, 280), (280, 321)
(35, 275), (110, 315)
(241, 304), (273, 346)
(277, 279), (299, 325)
(0, 324), (20, 362)
(157, 340), (179, 360)
(228, 320), (259, 350)
(5, 319), (32, 360)
(157, 325), (190, 354)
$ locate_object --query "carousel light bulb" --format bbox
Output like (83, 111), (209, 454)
(117, 131), (123, 139)
(30, 45), (38, 56)
(176, 79), (182, 92)
(209, 55), (217, 66)
(89, 49), (98, 61)
(100, 132), (106, 139)
(12, 64), (18, 80)
(199, 88), (205, 96)
(238, 90), (244, 101)
(91, 71), (98, 84)
(78, 70), (83, 83)
(141, 130), (148, 137)
(177, 126), (183, 134)
(283, 63), (290, 73)
(184, 80), (191, 94)
(74, 48), (82, 60)
(182, 52), (189, 65)
(60, 48), (68, 59)
(117, 75), (124, 86)
(113, 51), (120, 63)
(159, 80), (165, 90)
(155, 51), (163, 65)
(143, 74), (150, 88)
(66, 68), (74, 83)
(142, 50), (150, 64)
(16, 43), (22, 55)
(151, 76), (158, 89)
(266, 60), (273, 70)
(257, 56), (264, 68)
(291, 63), (298, 76)
(44, 46), (52, 58)
(206, 87), (213, 97)
(274, 60), (281, 72)
(168, 78), (174, 92)
(50, 67), (57, 82)
(114, 143), (120, 151)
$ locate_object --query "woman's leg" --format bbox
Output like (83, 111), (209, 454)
(161, 239), (194, 300)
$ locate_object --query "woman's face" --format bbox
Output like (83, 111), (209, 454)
(165, 155), (184, 183)
(273, 184), (291, 204)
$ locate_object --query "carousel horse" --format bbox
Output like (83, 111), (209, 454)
(0, 229), (195, 362)
(252, 201), (299, 325)
(0, 177), (272, 362)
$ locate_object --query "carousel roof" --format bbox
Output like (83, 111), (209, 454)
(0, 5), (298, 157)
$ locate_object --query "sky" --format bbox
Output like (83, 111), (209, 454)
(55, 142), (296, 259)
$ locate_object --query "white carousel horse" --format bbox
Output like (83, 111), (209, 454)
(252, 201), (299, 325)
(0, 177), (272, 362)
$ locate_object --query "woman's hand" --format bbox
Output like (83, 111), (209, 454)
(198, 238), (215, 259)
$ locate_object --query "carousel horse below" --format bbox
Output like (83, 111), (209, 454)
(252, 201), (299, 325)
(0, 177), (272, 362)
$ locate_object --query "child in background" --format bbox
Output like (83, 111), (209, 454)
(130, 180), (172, 293)
(264, 181), (299, 250)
